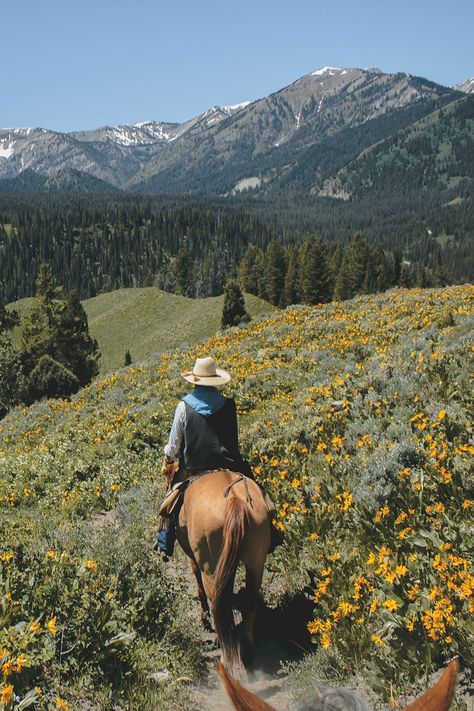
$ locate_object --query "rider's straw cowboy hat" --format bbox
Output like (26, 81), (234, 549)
(181, 357), (231, 386)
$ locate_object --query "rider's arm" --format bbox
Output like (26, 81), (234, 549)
(163, 400), (186, 462)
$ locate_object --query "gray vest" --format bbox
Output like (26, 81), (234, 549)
(182, 399), (246, 473)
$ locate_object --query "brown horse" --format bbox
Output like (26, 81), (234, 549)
(175, 469), (272, 677)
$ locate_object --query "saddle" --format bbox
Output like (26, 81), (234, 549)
(159, 478), (192, 517)
(158, 469), (258, 519)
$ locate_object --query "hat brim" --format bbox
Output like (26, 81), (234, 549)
(180, 368), (231, 386)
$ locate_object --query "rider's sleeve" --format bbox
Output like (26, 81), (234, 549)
(163, 401), (186, 460)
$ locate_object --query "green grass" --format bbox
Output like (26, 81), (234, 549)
(8, 288), (274, 373)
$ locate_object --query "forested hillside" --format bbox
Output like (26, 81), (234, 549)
(1, 191), (472, 307)
(329, 95), (474, 198)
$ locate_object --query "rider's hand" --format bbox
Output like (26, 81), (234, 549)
(161, 456), (177, 482)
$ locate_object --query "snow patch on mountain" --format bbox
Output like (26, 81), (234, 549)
(453, 77), (474, 94)
(223, 101), (251, 112)
(311, 66), (342, 76)
(0, 144), (14, 159)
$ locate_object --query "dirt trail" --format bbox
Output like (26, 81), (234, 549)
(163, 550), (312, 710)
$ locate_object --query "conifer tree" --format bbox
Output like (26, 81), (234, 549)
(124, 350), (132, 367)
(174, 244), (195, 297)
(334, 234), (370, 301)
(254, 250), (267, 300)
(327, 244), (345, 295)
(399, 262), (413, 288)
(301, 237), (332, 305)
(0, 303), (21, 418)
(265, 241), (286, 306)
(238, 245), (262, 296)
(283, 245), (302, 306)
(221, 279), (250, 328)
(56, 291), (100, 386)
(21, 264), (100, 400)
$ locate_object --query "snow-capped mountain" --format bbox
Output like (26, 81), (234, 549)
(453, 77), (474, 94)
(0, 66), (466, 197)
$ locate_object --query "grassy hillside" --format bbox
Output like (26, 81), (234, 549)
(10, 287), (274, 373)
(0, 285), (473, 709)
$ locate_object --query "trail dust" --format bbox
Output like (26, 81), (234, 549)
(163, 548), (314, 710)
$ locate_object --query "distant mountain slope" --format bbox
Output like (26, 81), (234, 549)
(0, 168), (123, 196)
(10, 288), (274, 373)
(322, 95), (474, 198)
(0, 67), (463, 201)
(130, 69), (458, 197)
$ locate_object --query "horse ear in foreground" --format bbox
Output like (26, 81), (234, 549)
(176, 470), (271, 678)
(216, 659), (459, 711)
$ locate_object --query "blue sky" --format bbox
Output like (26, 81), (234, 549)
(2, 0), (472, 132)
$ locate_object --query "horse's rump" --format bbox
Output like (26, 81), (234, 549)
(177, 469), (271, 675)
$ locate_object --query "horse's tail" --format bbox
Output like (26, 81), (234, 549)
(212, 496), (247, 672)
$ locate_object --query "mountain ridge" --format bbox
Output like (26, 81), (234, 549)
(0, 66), (470, 200)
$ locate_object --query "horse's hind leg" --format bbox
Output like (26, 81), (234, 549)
(243, 563), (264, 648)
(190, 558), (212, 631)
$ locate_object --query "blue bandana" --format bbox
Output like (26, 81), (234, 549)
(182, 385), (226, 417)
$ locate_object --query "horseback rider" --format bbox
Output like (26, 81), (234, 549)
(156, 356), (282, 560)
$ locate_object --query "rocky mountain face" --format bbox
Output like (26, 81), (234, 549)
(0, 67), (466, 199)
(453, 78), (474, 94)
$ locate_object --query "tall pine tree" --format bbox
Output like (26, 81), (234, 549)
(265, 241), (286, 306)
(334, 234), (370, 301)
(21, 263), (100, 400)
(301, 237), (332, 305)
(221, 279), (250, 328)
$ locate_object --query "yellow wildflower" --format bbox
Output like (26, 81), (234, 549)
(47, 616), (58, 636)
(1, 684), (14, 704)
(1, 660), (15, 677)
(15, 653), (27, 673)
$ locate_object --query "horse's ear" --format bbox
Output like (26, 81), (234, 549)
(216, 663), (277, 711)
(402, 660), (459, 711)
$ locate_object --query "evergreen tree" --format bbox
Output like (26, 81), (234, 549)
(327, 244), (344, 296)
(21, 265), (100, 400)
(56, 291), (100, 386)
(0, 303), (20, 332)
(28, 355), (79, 400)
(174, 244), (195, 297)
(0, 303), (21, 418)
(265, 241), (286, 306)
(254, 250), (268, 300)
(334, 234), (371, 301)
(283, 245), (302, 306)
(399, 262), (413, 288)
(21, 265), (64, 376)
(238, 245), (261, 295)
(124, 350), (132, 366)
(221, 279), (250, 328)
(301, 237), (332, 305)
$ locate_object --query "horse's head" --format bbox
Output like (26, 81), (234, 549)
(217, 660), (459, 711)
